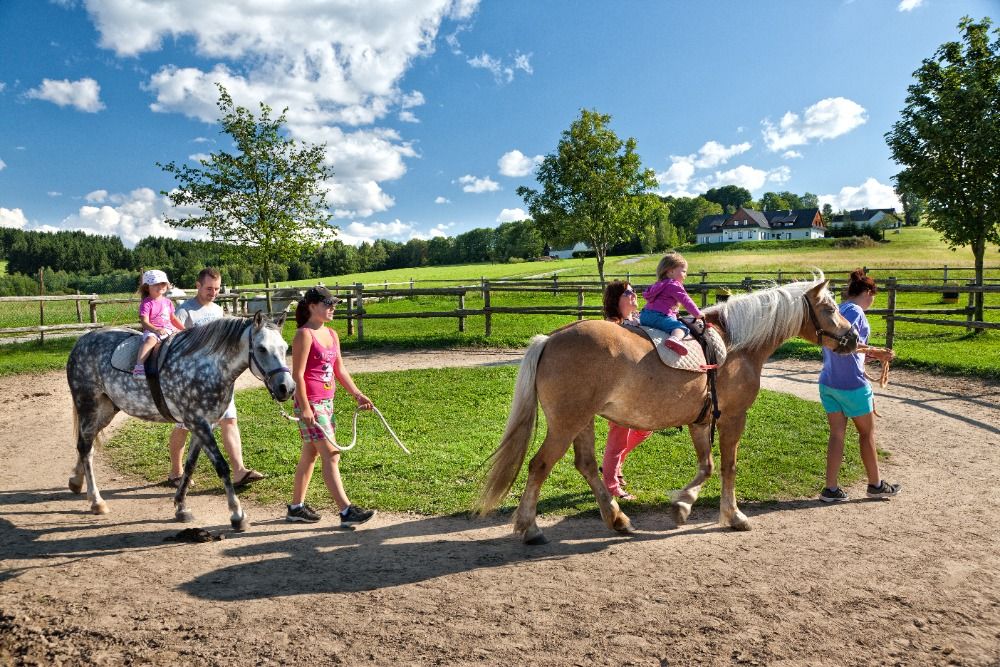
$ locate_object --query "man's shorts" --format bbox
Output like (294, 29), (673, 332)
(295, 398), (337, 443)
(174, 397), (236, 430)
(818, 383), (874, 418)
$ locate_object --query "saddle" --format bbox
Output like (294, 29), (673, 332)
(623, 318), (727, 372)
(109, 330), (177, 421)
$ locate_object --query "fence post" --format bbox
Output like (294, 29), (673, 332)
(699, 284), (707, 308)
(90, 298), (98, 323)
(777, 269), (783, 283)
(76, 290), (83, 323)
(552, 275), (558, 297)
(458, 291), (466, 332)
(38, 268), (45, 343)
(966, 281), (975, 332)
(577, 287), (585, 320)
(943, 265), (948, 283)
(885, 277), (897, 350)
(355, 283), (364, 342)
(481, 276), (487, 300)
(626, 271), (631, 284)
(346, 293), (354, 337)
(484, 280), (492, 337)
(742, 276), (752, 293)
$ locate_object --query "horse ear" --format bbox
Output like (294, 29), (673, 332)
(806, 280), (830, 300)
(252, 310), (264, 329)
(272, 312), (288, 328)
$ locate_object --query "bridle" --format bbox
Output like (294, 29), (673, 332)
(247, 326), (291, 401)
(802, 295), (856, 353)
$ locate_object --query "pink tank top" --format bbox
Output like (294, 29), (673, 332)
(302, 327), (340, 401)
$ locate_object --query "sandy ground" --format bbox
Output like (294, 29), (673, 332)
(1, 348), (999, 666)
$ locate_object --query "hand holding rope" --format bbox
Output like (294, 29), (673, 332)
(277, 398), (411, 455)
(856, 344), (894, 388)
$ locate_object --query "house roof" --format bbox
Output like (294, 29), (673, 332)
(696, 208), (822, 234)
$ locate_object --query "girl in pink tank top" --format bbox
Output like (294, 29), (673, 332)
(285, 286), (377, 528)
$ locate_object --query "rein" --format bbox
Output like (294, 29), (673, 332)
(278, 402), (411, 455)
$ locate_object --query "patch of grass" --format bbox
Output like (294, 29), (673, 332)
(104, 366), (866, 516)
(0, 337), (79, 376)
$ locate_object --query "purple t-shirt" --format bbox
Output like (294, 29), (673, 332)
(819, 302), (869, 390)
(642, 278), (702, 318)
(139, 296), (176, 332)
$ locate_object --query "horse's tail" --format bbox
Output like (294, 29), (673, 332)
(474, 334), (549, 516)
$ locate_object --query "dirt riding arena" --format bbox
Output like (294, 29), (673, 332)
(1, 350), (998, 666)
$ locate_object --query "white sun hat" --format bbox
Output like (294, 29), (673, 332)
(142, 269), (169, 285)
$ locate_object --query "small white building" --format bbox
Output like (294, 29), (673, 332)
(548, 241), (592, 259)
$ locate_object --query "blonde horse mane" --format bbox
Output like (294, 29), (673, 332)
(705, 271), (830, 353)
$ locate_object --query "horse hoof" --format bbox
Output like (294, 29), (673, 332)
(231, 516), (249, 532)
(613, 515), (635, 534)
(68, 478), (84, 494)
(730, 520), (751, 532)
(671, 503), (690, 526)
(91, 502), (109, 515)
(176, 510), (195, 523)
(524, 533), (549, 546)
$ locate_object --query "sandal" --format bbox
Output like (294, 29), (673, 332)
(614, 490), (636, 501)
(233, 469), (265, 489)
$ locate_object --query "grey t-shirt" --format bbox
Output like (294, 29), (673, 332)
(176, 299), (225, 328)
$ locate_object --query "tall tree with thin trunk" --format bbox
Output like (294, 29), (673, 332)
(517, 109), (657, 283)
(885, 16), (1000, 326)
(159, 85), (335, 306)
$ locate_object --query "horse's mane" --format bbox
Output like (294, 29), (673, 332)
(169, 317), (254, 358)
(704, 271), (829, 352)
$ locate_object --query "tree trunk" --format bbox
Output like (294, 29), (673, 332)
(264, 258), (273, 314)
(596, 249), (606, 285)
(973, 236), (985, 330)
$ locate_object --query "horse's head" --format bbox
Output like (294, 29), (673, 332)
(801, 281), (858, 354)
(248, 311), (294, 401)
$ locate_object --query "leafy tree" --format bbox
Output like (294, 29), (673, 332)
(704, 185), (752, 213)
(801, 192), (819, 209)
(668, 196), (723, 242)
(159, 85), (336, 307)
(821, 203), (834, 225)
(517, 109), (657, 282)
(898, 189), (926, 226)
(885, 16), (1000, 324)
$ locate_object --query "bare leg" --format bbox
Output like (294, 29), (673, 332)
(718, 413), (750, 530)
(168, 426), (188, 479)
(672, 422), (714, 525)
(824, 411), (848, 490)
(135, 337), (158, 365)
(851, 412), (881, 486)
(315, 442), (351, 511)
(574, 424), (632, 534)
(219, 418), (251, 477)
(290, 441), (319, 506)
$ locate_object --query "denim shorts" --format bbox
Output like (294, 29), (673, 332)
(818, 383), (874, 418)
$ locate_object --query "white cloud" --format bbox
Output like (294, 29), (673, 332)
(467, 50), (532, 84)
(496, 207), (528, 223)
(513, 52), (533, 75)
(192, 136), (212, 143)
(434, 196), (451, 204)
(82, 0), (480, 217)
(0, 207), (28, 229)
(335, 217), (448, 245)
(0, 157), (6, 171)
(47, 191), (63, 197)
(498, 149), (542, 177)
(457, 174), (500, 193)
(85, 189), (108, 203)
(188, 153), (212, 163)
(767, 165), (792, 184)
(692, 141), (752, 169)
(762, 97), (867, 151)
(655, 140), (751, 194)
(898, 0), (923, 11)
(56, 187), (205, 247)
(708, 165), (771, 192)
(398, 110), (419, 123)
(0, 82), (6, 93)
(656, 158), (696, 190)
(782, 150), (803, 159)
(818, 178), (902, 212)
(25, 77), (105, 112)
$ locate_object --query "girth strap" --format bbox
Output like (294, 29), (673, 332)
(144, 337), (176, 422)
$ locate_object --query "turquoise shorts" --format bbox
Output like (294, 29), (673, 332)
(818, 383), (874, 418)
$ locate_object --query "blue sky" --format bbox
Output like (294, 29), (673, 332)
(0, 0), (993, 247)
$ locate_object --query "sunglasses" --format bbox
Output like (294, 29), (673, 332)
(623, 288), (636, 296)
(320, 298), (338, 307)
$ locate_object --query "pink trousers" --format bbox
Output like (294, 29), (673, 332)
(602, 422), (653, 494)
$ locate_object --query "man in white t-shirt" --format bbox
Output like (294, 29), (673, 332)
(166, 268), (265, 489)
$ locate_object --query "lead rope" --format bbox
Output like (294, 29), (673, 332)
(277, 403), (411, 455)
(856, 344), (892, 388)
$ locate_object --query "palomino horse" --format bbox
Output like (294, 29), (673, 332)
(476, 276), (858, 544)
(66, 312), (293, 531)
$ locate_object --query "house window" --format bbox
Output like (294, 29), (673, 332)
(738, 231), (743, 239)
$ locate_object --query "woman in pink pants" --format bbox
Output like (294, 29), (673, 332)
(601, 280), (653, 500)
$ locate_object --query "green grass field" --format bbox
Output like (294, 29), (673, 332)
(104, 365), (866, 516)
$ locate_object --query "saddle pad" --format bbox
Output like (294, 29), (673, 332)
(109, 330), (175, 374)
(623, 322), (728, 372)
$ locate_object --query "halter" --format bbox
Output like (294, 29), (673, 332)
(802, 295), (855, 352)
(247, 327), (291, 401)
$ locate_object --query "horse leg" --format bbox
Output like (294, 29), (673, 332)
(672, 422), (714, 526)
(192, 420), (247, 532)
(173, 441), (201, 523)
(71, 394), (118, 515)
(513, 425), (581, 545)
(718, 413), (751, 531)
(572, 425), (633, 534)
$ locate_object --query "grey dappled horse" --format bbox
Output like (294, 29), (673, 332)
(66, 312), (293, 532)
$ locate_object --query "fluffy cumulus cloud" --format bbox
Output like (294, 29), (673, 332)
(56, 188), (204, 247)
(782, 150), (803, 159)
(496, 207), (528, 223)
(656, 140), (754, 196)
(762, 97), (867, 152)
(84, 189), (108, 203)
(82, 0), (478, 218)
(457, 174), (500, 193)
(25, 77), (105, 112)
(818, 178), (902, 212)
(898, 0), (923, 11)
(0, 207), (28, 229)
(498, 149), (543, 177)
(335, 218), (448, 245)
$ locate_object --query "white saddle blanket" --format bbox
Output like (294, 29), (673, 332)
(109, 330), (173, 374)
(623, 322), (728, 372)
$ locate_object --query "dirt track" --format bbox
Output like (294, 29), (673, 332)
(1, 350), (999, 666)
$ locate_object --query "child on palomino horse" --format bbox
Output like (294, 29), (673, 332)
(638, 252), (704, 356)
(133, 269), (185, 377)
(285, 286), (377, 528)
(601, 280), (652, 501)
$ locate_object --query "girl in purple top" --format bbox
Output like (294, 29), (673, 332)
(286, 286), (376, 527)
(133, 269), (184, 377)
(818, 269), (899, 503)
(638, 252), (703, 356)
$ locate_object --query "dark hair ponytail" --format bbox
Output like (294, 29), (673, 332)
(295, 285), (337, 327)
(295, 300), (311, 328)
(846, 268), (877, 297)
